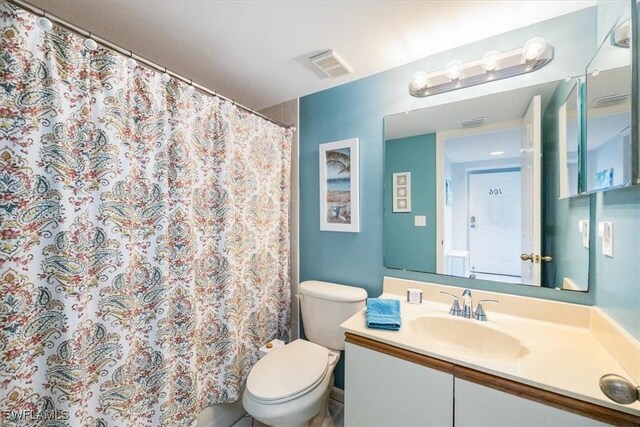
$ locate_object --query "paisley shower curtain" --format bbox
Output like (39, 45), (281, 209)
(0, 3), (291, 426)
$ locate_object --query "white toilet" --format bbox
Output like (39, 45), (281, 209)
(242, 280), (367, 427)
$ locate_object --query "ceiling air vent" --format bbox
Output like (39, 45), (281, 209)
(592, 94), (630, 108)
(310, 50), (353, 78)
(459, 117), (488, 128)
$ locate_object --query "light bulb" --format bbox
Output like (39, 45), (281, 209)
(161, 73), (171, 83)
(523, 37), (547, 61)
(84, 38), (98, 51)
(481, 50), (501, 72)
(126, 57), (137, 68)
(187, 85), (195, 93)
(36, 17), (53, 32)
(445, 60), (463, 81)
(410, 71), (429, 92)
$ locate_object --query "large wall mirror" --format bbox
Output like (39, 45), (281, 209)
(383, 2), (639, 293)
(384, 80), (590, 291)
(585, 5), (633, 193)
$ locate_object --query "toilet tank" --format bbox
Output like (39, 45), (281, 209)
(299, 281), (367, 351)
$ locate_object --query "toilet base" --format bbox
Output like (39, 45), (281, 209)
(243, 373), (335, 427)
(309, 387), (335, 427)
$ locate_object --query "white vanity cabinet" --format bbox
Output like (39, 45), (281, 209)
(454, 378), (607, 427)
(344, 334), (636, 427)
(344, 342), (454, 427)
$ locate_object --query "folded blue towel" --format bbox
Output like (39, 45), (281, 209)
(366, 298), (401, 331)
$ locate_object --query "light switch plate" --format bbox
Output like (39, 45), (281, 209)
(601, 221), (613, 257)
(415, 215), (426, 227)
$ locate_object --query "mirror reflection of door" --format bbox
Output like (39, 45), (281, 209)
(521, 95), (542, 285)
(468, 169), (521, 282)
(441, 95), (542, 286)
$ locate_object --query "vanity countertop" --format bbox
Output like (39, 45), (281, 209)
(340, 277), (640, 418)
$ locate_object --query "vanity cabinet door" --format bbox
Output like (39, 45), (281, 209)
(454, 378), (607, 426)
(344, 342), (454, 427)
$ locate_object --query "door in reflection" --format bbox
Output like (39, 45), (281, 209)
(468, 169), (522, 280)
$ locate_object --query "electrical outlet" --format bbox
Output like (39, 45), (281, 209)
(414, 215), (426, 227)
(601, 221), (613, 257)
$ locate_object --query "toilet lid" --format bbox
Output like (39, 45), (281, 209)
(246, 339), (329, 403)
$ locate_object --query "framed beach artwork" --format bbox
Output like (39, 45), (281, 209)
(319, 138), (359, 232)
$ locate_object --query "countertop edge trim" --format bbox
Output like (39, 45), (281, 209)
(344, 332), (454, 374)
(454, 365), (640, 427)
(345, 332), (640, 426)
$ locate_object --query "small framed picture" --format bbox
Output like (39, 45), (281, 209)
(319, 138), (359, 232)
(392, 172), (411, 213)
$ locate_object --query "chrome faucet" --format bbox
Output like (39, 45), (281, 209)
(462, 289), (473, 319)
(442, 289), (499, 321)
(440, 292), (462, 316)
(474, 299), (500, 321)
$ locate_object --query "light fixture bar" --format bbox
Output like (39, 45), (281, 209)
(410, 42), (554, 98)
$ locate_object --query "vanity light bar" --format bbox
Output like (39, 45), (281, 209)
(409, 41), (554, 98)
(613, 20), (630, 48)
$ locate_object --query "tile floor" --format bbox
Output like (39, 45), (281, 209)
(232, 399), (344, 427)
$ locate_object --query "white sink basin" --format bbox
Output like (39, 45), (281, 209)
(409, 314), (529, 360)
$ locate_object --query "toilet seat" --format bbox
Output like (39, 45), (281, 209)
(246, 339), (329, 405)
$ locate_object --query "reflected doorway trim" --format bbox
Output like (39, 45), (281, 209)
(435, 118), (523, 275)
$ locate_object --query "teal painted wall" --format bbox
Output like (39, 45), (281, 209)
(299, 9), (608, 389)
(594, 187), (640, 339)
(300, 6), (597, 298)
(591, 1), (640, 341)
(383, 134), (436, 271)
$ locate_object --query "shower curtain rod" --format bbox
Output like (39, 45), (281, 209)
(4, 0), (295, 131)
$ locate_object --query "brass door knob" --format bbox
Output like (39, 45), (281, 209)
(520, 253), (534, 262)
(521, 253), (552, 263)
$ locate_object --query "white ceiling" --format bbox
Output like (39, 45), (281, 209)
(25, 0), (596, 110)
(445, 127), (521, 164)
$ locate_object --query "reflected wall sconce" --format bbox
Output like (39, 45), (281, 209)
(410, 37), (554, 97)
(612, 20), (630, 48)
